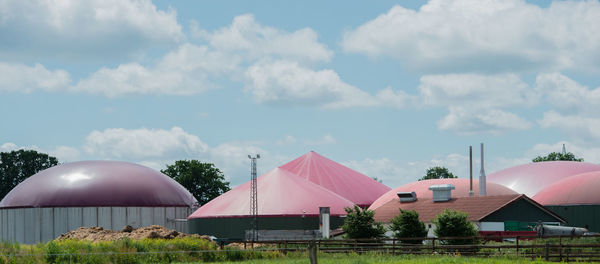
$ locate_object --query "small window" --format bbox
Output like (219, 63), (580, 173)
(428, 224), (432, 228)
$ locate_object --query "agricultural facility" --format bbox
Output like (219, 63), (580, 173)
(0, 161), (196, 244)
(188, 151), (390, 241)
(488, 161), (600, 232)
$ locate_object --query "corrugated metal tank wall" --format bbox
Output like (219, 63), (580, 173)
(0, 206), (192, 244)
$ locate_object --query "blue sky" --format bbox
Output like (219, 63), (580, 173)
(1, 0), (600, 187)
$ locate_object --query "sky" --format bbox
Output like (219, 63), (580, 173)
(1, 0), (600, 188)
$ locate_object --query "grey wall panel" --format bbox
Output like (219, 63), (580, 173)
(54, 208), (68, 238)
(34, 208), (42, 243)
(112, 207), (127, 231)
(153, 207), (166, 227)
(41, 208), (54, 242)
(141, 207), (154, 227)
(0, 210), (6, 241)
(126, 207), (141, 228)
(175, 207), (187, 233)
(24, 208), (36, 244)
(165, 207), (175, 230)
(8, 210), (15, 242)
(82, 207), (98, 227)
(98, 207), (112, 230)
(15, 209), (25, 244)
(67, 208), (83, 231)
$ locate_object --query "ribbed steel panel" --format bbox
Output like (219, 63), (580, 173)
(0, 206), (190, 244)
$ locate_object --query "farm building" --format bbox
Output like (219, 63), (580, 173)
(369, 178), (518, 210)
(188, 151), (389, 240)
(533, 171), (600, 232)
(0, 161), (196, 244)
(187, 167), (354, 241)
(487, 161), (600, 197)
(279, 151), (391, 207)
(371, 185), (565, 237)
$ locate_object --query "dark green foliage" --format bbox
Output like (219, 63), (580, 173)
(418, 166), (457, 181)
(532, 152), (583, 162)
(0, 150), (58, 200)
(433, 209), (478, 245)
(390, 210), (427, 244)
(341, 205), (386, 239)
(161, 160), (230, 205)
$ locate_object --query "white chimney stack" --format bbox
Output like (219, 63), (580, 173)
(479, 143), (486, 196)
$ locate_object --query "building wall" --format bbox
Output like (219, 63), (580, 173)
(0, 207), (192, 244)
(546, 205), (600, 232)
(482, 199), (561, 223)
(188, 216), (345, 241)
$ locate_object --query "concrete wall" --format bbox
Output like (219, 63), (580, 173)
(0, 207), (192, 244)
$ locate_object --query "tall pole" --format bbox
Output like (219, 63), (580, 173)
(248, 154), (260, 241)
(479, 143), (486, 196)
(469, 146), (474, 197)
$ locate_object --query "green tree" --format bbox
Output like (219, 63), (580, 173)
(533, 152), (583, 162)
(433, 209), (478, 245)
(341, 205), (385, 239)
(418, 166), (457, 181)
(390, 209), (428, 244)
(161, 160), (230, 205)
(0, 149), (59, 200)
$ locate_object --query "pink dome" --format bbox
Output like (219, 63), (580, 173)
(533, 171), (600, 205)
(368, 178), (517, 210)
(279, 151), (391, 207)
(487, 161), (600, 197)
(0, 161), (196, 208)
(188, 168), (354, 219)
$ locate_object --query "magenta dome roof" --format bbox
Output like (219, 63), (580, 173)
(368, 178), (517, 210)
(279, 151), (391, 207)
(0, 161), (196, 208)
(188, 168), (354, 219)
(487, 161), (600, 197)
(533, 171), (600, 205)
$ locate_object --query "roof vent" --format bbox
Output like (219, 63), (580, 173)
(428, 184), (455, 202)
(397, 192), (417, 203)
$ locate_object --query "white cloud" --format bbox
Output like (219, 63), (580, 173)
(84, 127), (209, 159)
(535, 73), (600, 114)
(419, 73), (537, 108)
(438, 107), (532, 135)
(0, 63), (71, 93)
(244, 60), (380, 108)
(198, 14), (332, 63)
(0, 143), (19, 152)
(342, 0), (600, 73)
(538, 111), (600, 144)
(73, 44), (238, 97)
(304, 134), (336, 145)
(49, 146), (81, 162)
(0, 0), (183, 60)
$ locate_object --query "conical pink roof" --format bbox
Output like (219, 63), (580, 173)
(279, 151), (391, 207)
(188, 168), (354, 219)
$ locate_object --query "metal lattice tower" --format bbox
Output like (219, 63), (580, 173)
(248, 154), (260, 241)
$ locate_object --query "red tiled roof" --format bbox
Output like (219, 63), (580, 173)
(373, 194), (562, 223)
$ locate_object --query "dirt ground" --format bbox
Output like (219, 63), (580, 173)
(56, 225), (212, 243)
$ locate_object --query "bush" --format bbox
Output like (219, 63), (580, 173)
(341, 205), (385, 239)
(390, 209), (428, 244)
(433, 209), (478, 245)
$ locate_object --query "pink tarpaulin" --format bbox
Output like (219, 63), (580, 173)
(188, 168), (355, 219)
(533, 171), (600, 205)
(368, 178), (517, 211)
(487, 161), (600, 197)
(279, 151), (391, 207)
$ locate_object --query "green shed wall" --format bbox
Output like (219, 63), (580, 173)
(188, 216), (345, 241)
(482, 199), (562, 223)
(546, 205), (600, 232)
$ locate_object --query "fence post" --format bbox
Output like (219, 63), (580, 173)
(432, 238), (436, 254)
(392, 238), (396, 255)
(472, 236), (477, 256)
(515, 236), (519, 257)
(545, 242), (549, 261)
(308, 240), (318, 264)
(559, 236), (562, 261)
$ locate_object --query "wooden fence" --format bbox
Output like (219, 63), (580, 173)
(227, 234), (600, 262)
